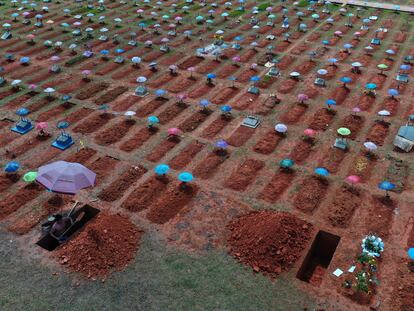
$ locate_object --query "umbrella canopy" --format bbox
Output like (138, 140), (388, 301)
(36, 161), (96, 194)
(221, 105), (232, 113)
(378, 110), (391, 116)
(178, 172), (194, 183)
(378, 181), (395, 191)
(279, 158), (294, 169)
(147, 115), (159, 124)
(36, 122), (48, 130)
(5, 161), (20, 173)
(340, 76), (352, 84)
(154, 164), (170, 175)
(206, 73), (216, 79)
(215, 139), (228, 149)
(364, 141), (377, 151)
(314, 167), (329, 177)
(16, 107), (30, 116)
(317, 69), (328, 75)
(304, 128), (316, 137)
(168, 128), (181, 136)
(326, 99), (336, 106)
(387, 89), (399, 97)
(366, 83), (377, 90)
(408, 248), (414, 260)
(337, 127), (351, 136)
(275, 123), (287, 133)
(23, 171), (37, 182)
(346, 175), (360, 185)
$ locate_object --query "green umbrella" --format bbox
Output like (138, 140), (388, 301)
(377, 64), (388, 70)
(23, 171), (37, 182)
(337, 127), (351, 136)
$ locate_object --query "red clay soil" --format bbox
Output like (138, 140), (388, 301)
(179, 110), (212, 132)
(167, 76), (195, 93)
(329, 86), (350, 105)
(340, 115), (364, 140)
(23, 148), (61, 170)
(224, 158), (264, 191)
(259, 170), (295, 203)
(366, 121), (389, 146)
(232, 93), (258, 110)
(122, 176), (170, 212)
(6, 135), (51, 159)
(281, 103), (307, 124)
(36, 102), (75, 122)
(146, 183), (198, 224)
(293, 176), (329, 214)
(63, 107), (94, 125)
(0, 174), (20, 194)
(319, 147), (347, 174)
(75, 82), (109, 100)
(94, 119), (136, 146)
(358, 95), (376, 111)
(278, 79), (297, 94)
(210, 87), (240, 105)
(381, 97), (399, 115)
(326, 185), (361, 228)
(178, 55), (204, 70)
(227, 210), (313, 276)
(201, 115), (232, 139)
(169, 141), (205, 170)
(0, 183), (43, 220)
(136, 98), (168, 117)
(308, 108), (336, 131)
(146, 137), (180, 162)
(73, 113), (114, 134)
(289, 139), (314, 164)
(193, 151), (229, 179)
(112, 95), (141, 112)
(226, 126), (255, 147)
(64, 148), (97, 164)
(93, 86), (128, 104)
(365, 195), (395, 239)
(119, 127), (156, 152)
(188, 83), (215, 99)
(98, 165), (147, 202)
(87, 156), (119, 184)
(158, 103), (187, 124)
(148, 73), (175, 88)
(56, 211), (142, 278)
(253, 130), (284, 155)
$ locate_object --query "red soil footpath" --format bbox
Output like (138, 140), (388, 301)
(227, 210), (313, 276)
(224, 158), (264, 191)
(56, 211), (142, 278)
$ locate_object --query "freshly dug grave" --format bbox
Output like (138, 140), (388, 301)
(227, 211), (313, 276)
(56, 211), (142, 278)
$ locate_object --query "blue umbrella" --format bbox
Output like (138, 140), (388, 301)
(388, 89), (399, 97)
(62, 95), (72, 101)
(326, 99), (336, 106)
(221, 105), (232, 113)
(155, 89), (167, 97)
(228, 76), (237, 81)
(215, 139), (228, 149)
(178, 172), (194, 183)
(199, 99), (210, 107)
(5, 161), (20, 173)
(340, 76), (352, 84)
(16, 107), (30, 116)
(100, 49), (109, 55)
(57, 121), (69, 133)
(279, 158), (294, 169)
(328, 58), (338, 64)
(206, 73), (216, 79)
(400, 64), (411, 70)
(408, 248), (414, 260)
(322, 40), (330, 45)
(314, 167), (329, 176)
(20, 56), (30, 64)
(234, 36), (243, 41)
(98, 104), (109, 111)
(147, 115), (159, 125)
(154, 164), (170, 175)
(378, 181), (395, 191)
(115, 48), (125, 54)
(343, 43), (353, 49)
(366, 83), (377, 90)
(250, 76), (260, 82)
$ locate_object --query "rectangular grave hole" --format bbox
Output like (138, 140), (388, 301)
(296, 230), (340, 286)
(36, 204), (100, 251)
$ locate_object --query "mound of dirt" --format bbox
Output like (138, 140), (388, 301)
(56, 211), (142, 278)
(227, 211), (313, 276)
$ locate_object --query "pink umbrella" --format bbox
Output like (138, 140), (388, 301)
(168, 128), (181, 136)
(304, 128), (316, 137)
(26, 34), (35, 40)
(346, 175), (360, 185)
(334, 31), (342, 36)
(82, 70), (91, 75)
(29, 84), (37, 91)
(36, 122), (48, 130)
(232, 56), (241, 63)
(176, 93), (187, 101)
(297, 94), (309, 103)
(50, 55), (60, 62)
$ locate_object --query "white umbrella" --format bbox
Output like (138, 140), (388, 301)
(275, 123), (288, 133)
(378, 110), (391, 116)
(364, 141), (377, 151)
(124, 111), (136, 117)
(317, 69), (328, 75)
(136, 76), (147, 83)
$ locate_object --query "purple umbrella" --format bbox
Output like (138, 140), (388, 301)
(36, 161), (96, 194)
